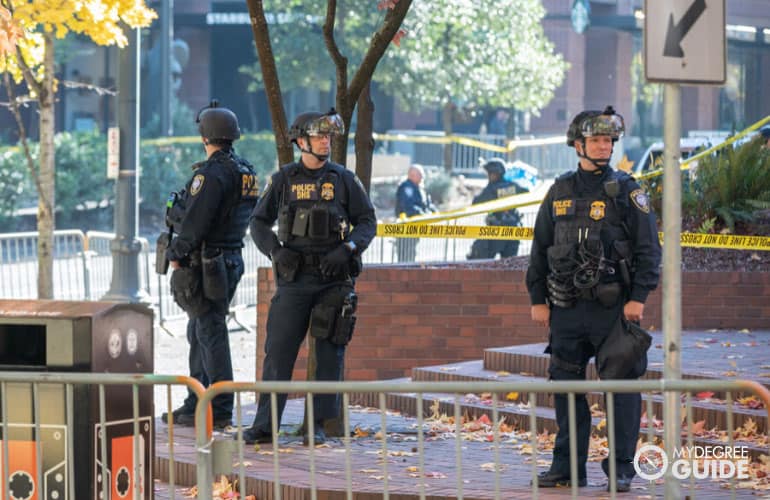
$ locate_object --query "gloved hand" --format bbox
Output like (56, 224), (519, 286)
(270, 246), (301, 281)
(320, 244), (351, 277)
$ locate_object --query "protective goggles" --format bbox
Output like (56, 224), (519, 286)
(306, 112), (345, 136)
(580, 114), (625, 139)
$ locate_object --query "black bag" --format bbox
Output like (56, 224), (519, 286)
(170, 266), (211, 318)
(595, 318), (652, 380)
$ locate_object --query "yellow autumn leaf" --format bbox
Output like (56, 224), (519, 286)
(505, 392), (519, 401)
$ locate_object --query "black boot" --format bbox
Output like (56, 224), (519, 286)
(533, 469), (587, 487)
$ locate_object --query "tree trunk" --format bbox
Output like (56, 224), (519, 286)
(354, 83), (375, 192)
(245, 0), (293, 166)
(37, 32), (56, 299)
(442, 101), (454, 173)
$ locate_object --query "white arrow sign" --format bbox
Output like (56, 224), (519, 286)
(644, 0), (725, 84)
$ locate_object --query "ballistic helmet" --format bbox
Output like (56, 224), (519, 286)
(482, 158), (507, 176)
(567, 105), (625, 147)
(196, 99), (240, 142)
(288, 108), (345, 143)
(761, 126), (770, 140)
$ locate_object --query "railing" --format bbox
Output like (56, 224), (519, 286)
(197, 378), (770, 500)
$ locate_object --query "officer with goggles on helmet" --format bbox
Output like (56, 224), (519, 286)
(525, 106), (661, 492)
(160, 100), (259, 430)
(240, 109), (376, 446)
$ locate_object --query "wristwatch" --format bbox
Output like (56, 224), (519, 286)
(343, 241), (357, 254)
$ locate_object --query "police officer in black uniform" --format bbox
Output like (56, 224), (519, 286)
(526, 106), (661, 492)
(394, 164), (435, 262)
(240, 109), (376, 445)
(160, 100), (259, 429)
(467, 158), (526, 260)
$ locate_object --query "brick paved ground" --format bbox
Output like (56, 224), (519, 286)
(151, 315), (770, 499)
(152, 398), (770, 499)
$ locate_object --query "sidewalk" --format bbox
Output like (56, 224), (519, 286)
(153, 398), (769, 499)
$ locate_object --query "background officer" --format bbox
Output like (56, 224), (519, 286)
(525, 106), (661, 492)
(160, 100), (259, 429)
(467, 158), (526, 260)
(394, 164), (435, 262)
(241, 109), (376, 445)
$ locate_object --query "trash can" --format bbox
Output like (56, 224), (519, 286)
(0, 299), (153, 500)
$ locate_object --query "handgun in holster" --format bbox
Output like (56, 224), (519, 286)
(155, 230), (172, 275)
(201, 245), (228, 302)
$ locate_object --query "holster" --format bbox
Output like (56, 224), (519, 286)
(170, 264), (211, 318)
(201, 248), (228, 302)
(272, 249), (300, 283)
(155, 232), (171, 275)
(309, 287), (357, 346)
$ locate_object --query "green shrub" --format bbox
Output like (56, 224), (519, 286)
(684, 138), (770, 232)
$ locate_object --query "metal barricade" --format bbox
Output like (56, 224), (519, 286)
(0, 371), (206, 500)
(84, 231), (152, 301)
(196, 378), (770, 500)
(0, 230), (88, 300)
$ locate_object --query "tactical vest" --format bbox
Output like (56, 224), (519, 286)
(546, 170), (632, 306)
(207, 153), (259, 249)
(165, 151), (259, 250)
(550, 170), (628, 249)
(277, 162), (351, 255)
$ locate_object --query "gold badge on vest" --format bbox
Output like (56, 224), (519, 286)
(321, 182), (335, 201)
(590, 200), (606, 221)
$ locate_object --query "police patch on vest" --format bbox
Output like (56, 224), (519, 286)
(589, 200), (606, 221)
(553, 199), (574, 217)
(630, 189), (650, 213)
(190, 175), (205, 196)
(291, 183), (317, 201)
(321, 182), (335, 200)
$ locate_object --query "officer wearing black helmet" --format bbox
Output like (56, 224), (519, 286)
(467, 158), (526, 260)
(159, 100), (259, 429)
(240, 109), (376, 445)
(526, 106), (661, 492)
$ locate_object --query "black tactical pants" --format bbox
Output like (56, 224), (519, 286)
(250, 271), (348, 433)
(547, 298), (642, 481)
(182, 251), (244, 418)
(467, 238), (519, 259)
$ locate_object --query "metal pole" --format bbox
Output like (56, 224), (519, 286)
(103, 27), (149, 303)
(160, 0), (173, 136)
(662, 82), (682, 499)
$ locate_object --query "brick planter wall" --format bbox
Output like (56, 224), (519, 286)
(255, 266), (769, 383)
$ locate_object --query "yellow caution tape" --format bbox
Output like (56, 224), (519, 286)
(378, 224), (533, 240)
(635, 115), (770, 181)
(371, 132), (563, 154)
(678, 232), (770, 251)
(377, 223), (770, 251)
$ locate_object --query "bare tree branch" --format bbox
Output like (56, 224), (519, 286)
(347, 0), (412, 107)
(245, 0), (293, 166)
(2, 64), (50, 211)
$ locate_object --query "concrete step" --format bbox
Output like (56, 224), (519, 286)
(372, 387), (769, 461)
(411, 360), (768, 434)
(481, 343), (770, 400)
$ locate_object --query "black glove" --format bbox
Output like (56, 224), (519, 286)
(270, 246), (300, 281)
(320, 244), (351, 277)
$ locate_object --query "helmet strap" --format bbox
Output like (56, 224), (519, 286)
(298, 136), (329, 162)
(577, 139), (613, 171)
